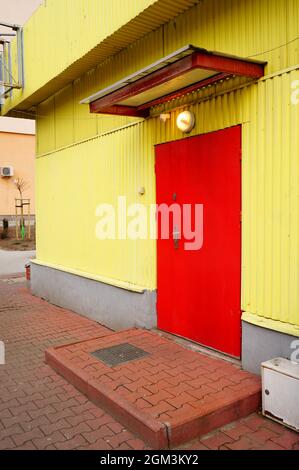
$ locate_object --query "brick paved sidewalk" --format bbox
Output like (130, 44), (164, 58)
(0, 277), (298, 450)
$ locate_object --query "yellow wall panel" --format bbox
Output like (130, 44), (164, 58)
(241, 70), (299, 328)
(2, 0), (198, 114)
(36, 97), (55, 154)
(2, 0), (160, 113)
(54, 85), (74, 149)
(31, 0), (299, 331)
(162, 0), (297, 74)
(36, 67), (299, 330)
(73, 73), (98, 142)
(287, 0), (299, 66)
(35, 0), (299, 156)
(36, 124), (156, 290)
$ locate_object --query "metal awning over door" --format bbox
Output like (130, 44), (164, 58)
(81, 45), (266, 117)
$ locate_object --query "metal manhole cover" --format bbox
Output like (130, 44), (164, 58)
(91, 343), (150, 367)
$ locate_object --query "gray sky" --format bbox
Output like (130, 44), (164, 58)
(0, 0), (43, 31)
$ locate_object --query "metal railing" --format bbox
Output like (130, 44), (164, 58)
(0, 21), (24, 104)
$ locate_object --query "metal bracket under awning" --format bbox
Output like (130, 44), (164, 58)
(81, 45), (266, 117)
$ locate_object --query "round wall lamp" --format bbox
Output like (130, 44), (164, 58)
(176, 110), (195, 133)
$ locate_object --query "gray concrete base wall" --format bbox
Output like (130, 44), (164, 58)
(242, 320), (298, 375)
(31, 263), (157, 331)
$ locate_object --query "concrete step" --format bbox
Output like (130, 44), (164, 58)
(45, 329), (261, 449)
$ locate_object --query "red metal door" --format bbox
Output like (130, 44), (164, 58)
(156, 126), (241, 357)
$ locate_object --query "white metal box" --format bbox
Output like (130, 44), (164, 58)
(0, 166), (14, 177)
(262, 357), (299, 432)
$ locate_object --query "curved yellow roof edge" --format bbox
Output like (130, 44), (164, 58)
(2, 0), (199, 114)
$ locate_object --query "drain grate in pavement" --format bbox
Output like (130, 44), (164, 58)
(91, 343), (149, 367)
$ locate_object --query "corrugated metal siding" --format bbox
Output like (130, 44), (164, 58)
(36, 96), (55, 154)
(36, 122), (156, 290)
(37, 78), (139, 153)
(36, 0), (299, 154)
(55, 85), (74, 149)
(2, 0), (199, 114)
(33, 0), (299, 330)
(73, 73), (98, 143)
(163, 0), (299, 74)
(5, 0), (299, 113)
(36, 68), (299, 331)
(242, 71), (299, 327)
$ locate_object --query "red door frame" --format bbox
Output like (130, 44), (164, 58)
(155, 125), (242, 358)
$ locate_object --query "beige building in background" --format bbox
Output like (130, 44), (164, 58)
(0, 117), (35, 219)
(0, 0), (42, 26)
(0, 0), (41, 221)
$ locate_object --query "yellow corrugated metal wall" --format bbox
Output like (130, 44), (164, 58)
(36, 123), (156, 290)
(35, 0), (299, 333)
(36, 0), (299, 153)
(3, 0), (198, 114)
(3, 0), (158, 112)
(242, 71), (299, 330)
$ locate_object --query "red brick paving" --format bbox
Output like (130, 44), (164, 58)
(0, 276), (298, 450)
(46, 328), (262, 447)
(0, 277), (147, 450)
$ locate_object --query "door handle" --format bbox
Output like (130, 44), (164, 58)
(173, 225), (180, 250)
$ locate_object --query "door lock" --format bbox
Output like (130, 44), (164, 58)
(173, 225), (180, 250)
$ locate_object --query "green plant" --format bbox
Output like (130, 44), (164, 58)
(14, 178), (29, 239)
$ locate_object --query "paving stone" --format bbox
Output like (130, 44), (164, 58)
(0, 278), (298, 451)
